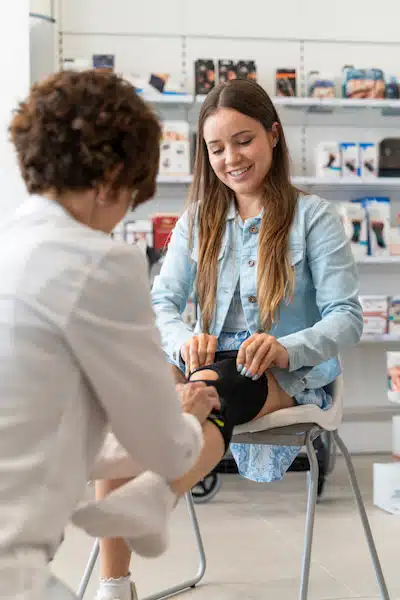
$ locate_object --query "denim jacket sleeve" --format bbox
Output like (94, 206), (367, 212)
(151, 210), (196, 365)
(278, 199), (363, 371)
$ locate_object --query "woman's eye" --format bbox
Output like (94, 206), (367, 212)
(238, 139), (252, 146)
(211, 148), (223, 155)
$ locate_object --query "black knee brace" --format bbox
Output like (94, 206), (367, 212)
(190, 352), (268, 451)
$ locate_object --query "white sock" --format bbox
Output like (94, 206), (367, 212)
(72, 472), (178, 558)
(96, 576), (137, 600)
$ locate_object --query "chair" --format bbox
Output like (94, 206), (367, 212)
(77, 376), (391, 600)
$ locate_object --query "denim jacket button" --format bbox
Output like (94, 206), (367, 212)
(248, 259), (255, 267)
(257, 328), (264, 333)
(249, 226), (258, 234)
(248, 295), (257, 303)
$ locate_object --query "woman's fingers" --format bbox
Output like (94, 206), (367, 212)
(241, 337), (265, 375)
(236, 334), (258, 371)
(197, 333), (208, 367)
(189, 336), (200, 373)
(247, 339), (273, 377)
(205, 335), (217, 366)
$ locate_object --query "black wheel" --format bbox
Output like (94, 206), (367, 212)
(191, 472), (222, 503)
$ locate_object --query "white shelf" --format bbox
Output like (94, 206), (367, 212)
(194, 95), (400, 113)
(357, 256), (400, 264)
(139, 93), (194, 104)
(360, 334), (400, 343)
(157, 174), (400, 188)
(157, 175), (193, 184)
(293, 176), (400, 187)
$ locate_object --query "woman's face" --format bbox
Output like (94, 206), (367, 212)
(203, 107), (278, 200)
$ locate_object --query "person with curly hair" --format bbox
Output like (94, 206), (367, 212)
(2, 69), (221, 600)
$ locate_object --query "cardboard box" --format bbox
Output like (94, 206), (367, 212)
(152, 214), (179, 251)
(316, 142), (341, 179)
(159, 121), (191, 177)
(389, 298), (400, 335)
(338, 200), (368, 259)
(373, 462), (400, 514)
(341, 142), (359, 177)
(359, 295), (388, 334)
(366, 197), (390, 257)
(359, 143), (378, 179)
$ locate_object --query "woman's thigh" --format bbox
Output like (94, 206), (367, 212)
(253, 370), (295, 421)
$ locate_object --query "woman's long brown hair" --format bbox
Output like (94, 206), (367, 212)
(189, 79), (298, 333)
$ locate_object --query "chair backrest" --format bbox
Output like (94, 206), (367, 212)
(323, 374), (344, 431)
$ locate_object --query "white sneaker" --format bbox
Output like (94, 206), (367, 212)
(95, 579), (138, 600)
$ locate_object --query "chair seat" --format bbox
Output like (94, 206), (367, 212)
(233, 402), (339, 437)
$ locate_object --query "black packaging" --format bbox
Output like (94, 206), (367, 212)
(194, 59), (216, 95)
(276, 68), (296, 97)
(237, 60), (257, 81)
(218, 60), (237, 84)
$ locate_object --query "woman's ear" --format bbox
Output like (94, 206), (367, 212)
(271, 122), (280, 147)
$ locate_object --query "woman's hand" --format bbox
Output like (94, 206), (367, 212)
(180, 334), (218, 377)
(176, 382), (220, 424)
(236, 333), (289, 380)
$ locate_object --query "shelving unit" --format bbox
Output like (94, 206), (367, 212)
(157, 174), (400, 189)
(141, 92), (400, 115)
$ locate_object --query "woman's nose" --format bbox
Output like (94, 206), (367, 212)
(224, 145), (240, 166)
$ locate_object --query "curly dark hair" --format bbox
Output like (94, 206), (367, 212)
(9, 70), (161, 205)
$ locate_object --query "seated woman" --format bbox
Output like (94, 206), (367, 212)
(95, 79), (363, 600)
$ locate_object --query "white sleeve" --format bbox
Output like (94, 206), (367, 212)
(66, 243), (203, 481)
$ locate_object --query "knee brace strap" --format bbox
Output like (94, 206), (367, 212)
(190, 357), (268, 451)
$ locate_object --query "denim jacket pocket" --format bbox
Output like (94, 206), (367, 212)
(289, 244), (304, 266)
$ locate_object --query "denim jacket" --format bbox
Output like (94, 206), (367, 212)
(151, 194), (363, 397)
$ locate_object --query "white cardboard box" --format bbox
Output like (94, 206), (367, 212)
(374, 462), (400, 514)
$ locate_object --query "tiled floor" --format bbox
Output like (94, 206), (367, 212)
(52, 455), (400, 600)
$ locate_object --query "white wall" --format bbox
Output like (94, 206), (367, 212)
(0, 1), (30, 216)
(59, 0), (400, 453)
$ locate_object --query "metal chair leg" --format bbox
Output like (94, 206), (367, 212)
(76, 492), (206, 600)
(77, 539), (100, 600)
(143, 492), (206, 600)
(332, 431), (391, 600)
(299, 429), (320, 600)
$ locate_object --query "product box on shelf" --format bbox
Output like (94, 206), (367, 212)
(194, 59), (216, 95)
(366, 197), (391, 257)
(111, 220), (153, 256)
(307, 71), (335, 98)
(388, 351), (400, 400)
(359, 295), (389, 335)
(389, 298), (400, 335)
(159, 121), (190, 177)
(218, 60), (237, 84)
(152, 214), (179, 252)
(390, 214), (400, 255)
(338, 200), (368, 258)
(275, 69), (296, 97)
(316, 142), (341, 178)
(378, 138), (400, 178)
(342, 66), (385, 99)
(340, 142), (359, 177)
(125, 220), (153, 255)
(373, 462), (400, 514)
(359, 143), (378, 179)
(92, 54), (115, 71)
(237, 60), (257, 81)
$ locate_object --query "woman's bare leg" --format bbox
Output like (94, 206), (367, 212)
(96, 479), (132, 579)
(170, 368), (294, 495)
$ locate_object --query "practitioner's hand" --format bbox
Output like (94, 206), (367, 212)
(180, 334), (218, 377)
(236, 333), (289, 380)
(176, 382), (220, 425)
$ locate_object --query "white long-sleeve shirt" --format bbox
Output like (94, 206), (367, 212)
(0, 195), (202, 597)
